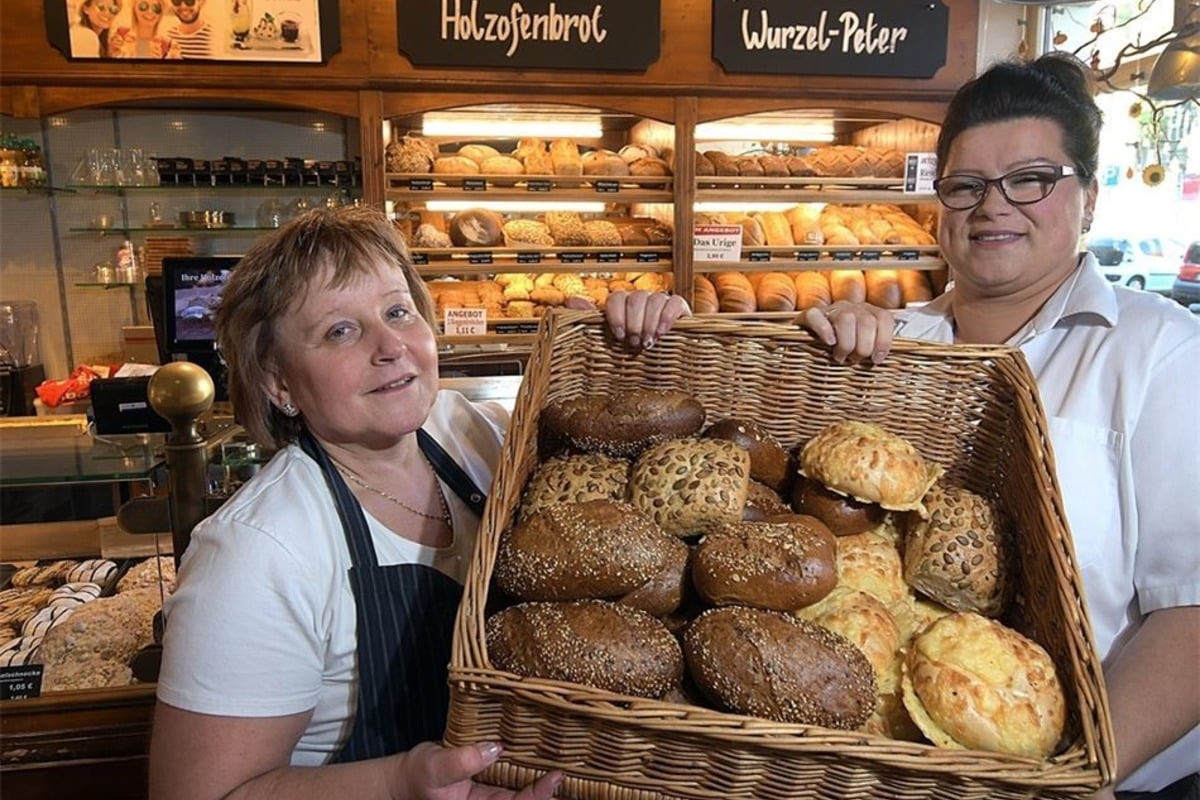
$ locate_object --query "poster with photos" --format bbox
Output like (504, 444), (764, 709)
(46, 0), (340, 63)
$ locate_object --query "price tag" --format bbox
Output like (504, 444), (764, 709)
(636, 252), (660, 263)
(443, 308), (487, 336)
(516, 252), (543, 265)
(748, 251), (771, 262)
(861, 251), (882, 262)
(796, 251), (820, 262)
(412, 252), (429, 265)
(495, 322), (540, 334)
(694, 224), (743, 263)
(896, 250), (920, 261)
(597, 252), (621, 263)
(831, 250), (857, 261)
(0, 665), (44, 700)
(593, 180), (620, 193)
(904, 153), (938, 194)
(559, 252), (586, 264)
(526, 180), (552, 193)
(468, 252), (493, 265)
(408, 178), (434, 191)
(462, 178), (487, 192)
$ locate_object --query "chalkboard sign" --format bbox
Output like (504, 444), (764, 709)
(398, 0), (661, 71)
(712, 0), (949, 78)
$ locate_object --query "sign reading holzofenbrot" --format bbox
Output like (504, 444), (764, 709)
(712, 0), (949, 78)
(398, 0), (660, 71)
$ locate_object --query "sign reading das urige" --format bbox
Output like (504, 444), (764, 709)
(712, 0), (949, 79)
(397, 0), (661, 71)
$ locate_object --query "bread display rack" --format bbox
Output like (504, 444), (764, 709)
(446, 310), (1114, 800)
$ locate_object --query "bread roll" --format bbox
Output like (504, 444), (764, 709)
(754, 272), (797, 312)
(897, 270), (934, 304)
(684, 606), (876, 728)
(582, 149), (630, 176)
(797, 585), (903, 694)
(616, 224), (650, 246)
(385, 134), (438, 173)
(756, 211), (795, 247)
(540, 389), (706, 459)
(692, 519), (837, 611)
(786, 155), (816, 177)
(583, 219), (622, 247)
(433, 156), (480, 176)
(618, 143), (658, 164)
(549, 139), (583, 176)
(702, 418), (791, 492)
(902, 612), (1066, 757)
(519, 453), (630, 519)
(828, 270), (867, 303)
(694, 151), (716, 176)
(496, 499), (685, 604)
(479, 154), (524, 177)
(448, 208), (505, 248)
(629, 157), (671, 177)
(903, 484), (1010, 617)
(713, 271), (755, 313)
(543, 211), (590, 246)
(790, 475), (883, 536)
(502, 219), (554, 248)
(629, 438), (750, 537)
(736, 156), (765, 177)
(801, 420), (943, 514)
(487, 600), (683, 698)
(758, 154), (790, 177)
(457, 143), (501, 165)
(742, 480), (792, 520)
(693, 275), (719, 314)
(792, 271), (832, 311)
(863, 269), (903, 309)
(703, 150), (740, 176)
(520, 140), (554, 176)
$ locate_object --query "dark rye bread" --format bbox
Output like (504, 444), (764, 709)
(486, 599), (683, 698)
(692, 519), (837, 611)
(790, 475), (885, 536)
(494, 499), (687, 611)
(684, 606), (876, 729)
(741, 479), (792, 521)
(702, 418), (793, 492)
(540, 389), (705, 459)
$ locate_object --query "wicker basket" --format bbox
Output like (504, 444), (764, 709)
(447, 310), (1114, 800)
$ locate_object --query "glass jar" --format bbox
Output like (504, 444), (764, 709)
(0, 149), (21, 188)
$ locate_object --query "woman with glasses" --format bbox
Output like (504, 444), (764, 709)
(78, 0), (121, 56)
(802, 53), (1199, 800)
(108, 0), (181, 58)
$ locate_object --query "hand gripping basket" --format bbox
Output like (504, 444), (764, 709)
(446, 310), (1114, 800)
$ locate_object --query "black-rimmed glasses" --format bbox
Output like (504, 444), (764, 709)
(933, 165), (1078, 211)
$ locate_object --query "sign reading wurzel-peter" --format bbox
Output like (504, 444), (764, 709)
(712, 0), (949, 78)
(397, 1), (661, 71)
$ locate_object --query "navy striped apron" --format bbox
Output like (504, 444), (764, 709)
(299, 428), (486, 762)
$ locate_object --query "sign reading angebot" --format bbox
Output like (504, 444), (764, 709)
(712, 0), (949, 79)
(398, 0), (661, 71)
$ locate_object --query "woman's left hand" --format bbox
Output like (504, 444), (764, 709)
(566, 290), (691, 351)
(394, 741), (562, 799)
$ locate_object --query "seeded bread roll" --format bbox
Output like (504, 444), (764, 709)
(902, 612), (1066, 758)
(629, 438), (750, 538)
(702, 418), (791, 492)
(495, 499), (685, 607)
(903, 484), (1010, 617)
(543, 211), (590, 246)
(800, 420), (943, 514)
(518, 453), (630, 519)
(790, 475), (885, 536)
(692, 519), (837, 611)
(684, 606), (876, 729)
(502, 219), (555, 248)
(583, 219), (623, 247)
(487, 599), (683, 698)
(540, 389), (706, 459)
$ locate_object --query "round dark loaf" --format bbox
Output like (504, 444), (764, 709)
(741, 479), (791, 521)
(494, 499), (685, 605)
(692, 519), (837, 611)
(540, 389), (706, 459)
(684, 605), (876, 729)
(702, 418), (792, 492)
(486, 599), (683, 698)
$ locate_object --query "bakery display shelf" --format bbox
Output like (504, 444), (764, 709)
(414, 246), (671, 275)
(66, 183), (360, 193)
(694, 244), (943, 272)
(385, 172), (673, 201)
(697, 255), (946, 272)
(70, 225), (285, 234)
(696, 185), (936, 206)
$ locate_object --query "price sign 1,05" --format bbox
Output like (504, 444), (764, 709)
(0, 665), (44, 700)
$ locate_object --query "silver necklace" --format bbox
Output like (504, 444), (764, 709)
(332, 456), (451, 525)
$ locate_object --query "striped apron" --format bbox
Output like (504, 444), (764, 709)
(299, 428), (486, 762)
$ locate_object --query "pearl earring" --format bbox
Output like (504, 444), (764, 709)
(281, 402), (299, 417)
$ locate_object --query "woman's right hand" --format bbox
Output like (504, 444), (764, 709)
(393, 741), (562, 800)
(800, 302), (896, 364)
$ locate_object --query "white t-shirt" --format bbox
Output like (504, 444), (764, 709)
(157, 391), (508, 766)
(896, 253), (1200, 792)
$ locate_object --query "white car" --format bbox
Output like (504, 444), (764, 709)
(1087, 236), (1185, 293)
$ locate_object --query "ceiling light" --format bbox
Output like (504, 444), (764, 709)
(424, 200), (606, 213)
(695, 120), (836, 144)
(1147, 24), (1200, 101)
(421, 112), (603, 139)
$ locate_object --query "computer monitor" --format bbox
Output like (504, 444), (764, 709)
(159, 256), (242, 404)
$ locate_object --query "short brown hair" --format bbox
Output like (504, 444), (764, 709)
(214, 206), (434, 449)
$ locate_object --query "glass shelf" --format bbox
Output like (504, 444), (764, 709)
(0, 423), (163, 487)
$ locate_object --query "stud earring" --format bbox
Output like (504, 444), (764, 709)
(1082, 210), (1094, 235)
(280, 402), (299, 417)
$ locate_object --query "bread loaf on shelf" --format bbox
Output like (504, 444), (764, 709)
(520, 141), (555, 176)
(433, 155), (479, 175)
(583, 219), (622, 247)
(756, 211), (794, 247)
(543, 211), (590, 246)
(693, 275), (719, 313)
(628, 156), (672, 177)
(582, 149), (630, 176)
(704, 150), (740, 176)
(864, 269), (903, 309)
(386, 134), (438, 173)
(786, 204), (824, 245)
(713, 271), (756, 313)
(502, 219), (554, 248)
(897, 270), (934, 304)
(695, 151), (716, 176)
(755, 272), (797, 312)
(829, 270), (867, 303)
(457, 143), (501, 165)
(793, 271), (832, 311)
(549, 139), (583, 176)
(447, 208), (505, 248)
